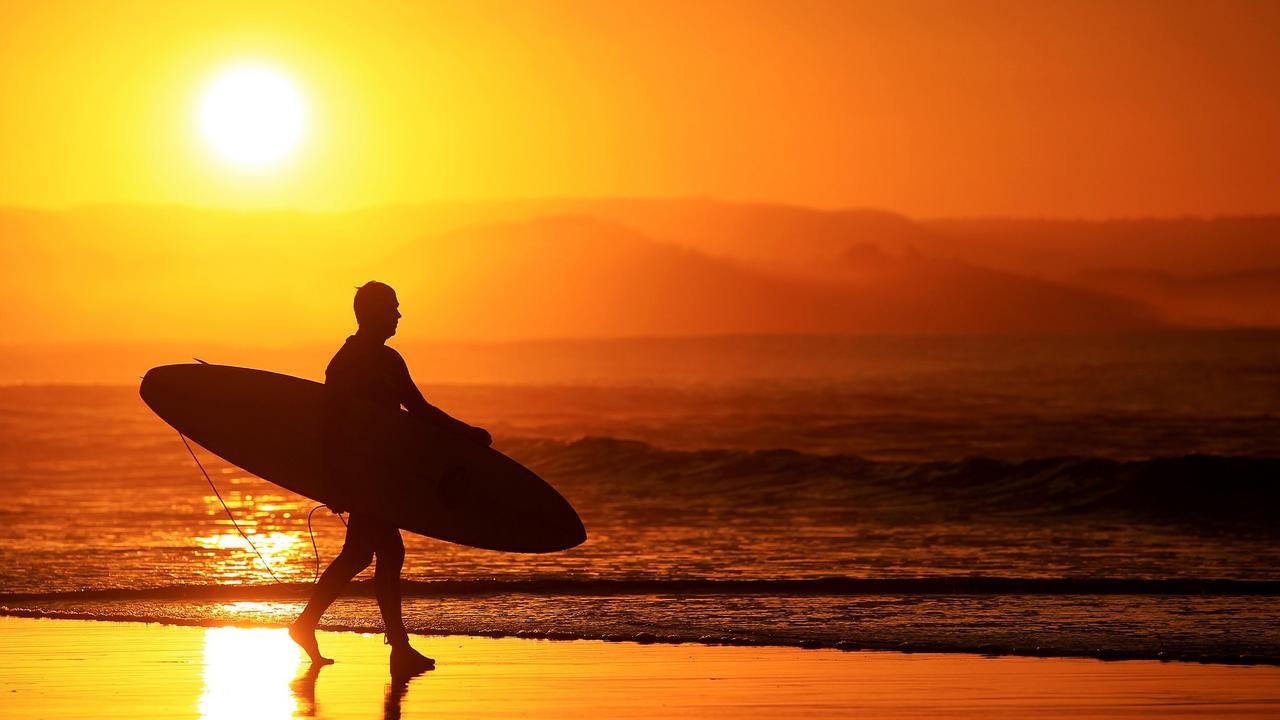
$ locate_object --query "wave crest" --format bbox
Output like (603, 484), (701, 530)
(504, 437), (1280, 525)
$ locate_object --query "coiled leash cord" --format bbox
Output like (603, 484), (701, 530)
(178, 431), (343, 584)
(305, 501), (347, 582)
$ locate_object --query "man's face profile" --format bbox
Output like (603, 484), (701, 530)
(355, 283), (401, 340)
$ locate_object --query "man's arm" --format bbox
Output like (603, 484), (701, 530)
(394, 353), (492, 446)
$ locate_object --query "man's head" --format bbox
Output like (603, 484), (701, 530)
(353, 281), (400, 339)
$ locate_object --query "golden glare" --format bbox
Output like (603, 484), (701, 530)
(195, 530), (304, 581)
(198, 64), (306, 168)
(199, 627), (302, 720)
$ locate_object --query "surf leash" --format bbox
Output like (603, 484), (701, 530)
(305, 504), (345, 583)
(305, 504), (347, 582)
(177, 431), (285, 584)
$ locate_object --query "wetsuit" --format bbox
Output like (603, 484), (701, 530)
(298, 333), (470, 644)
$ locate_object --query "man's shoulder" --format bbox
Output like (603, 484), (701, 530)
(325, 336), (360, 377)
(325, 338), (405, 373)
(380, 344), (409, 371)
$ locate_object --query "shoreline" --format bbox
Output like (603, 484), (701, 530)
(4, 606), (1277, 667)
(8, 575), (1280, 599)
(5, 616), (1280, 719)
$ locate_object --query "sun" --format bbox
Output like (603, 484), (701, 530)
(198, 64), (307, 168)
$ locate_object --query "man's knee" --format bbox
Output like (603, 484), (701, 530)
(375, 543), (404, 573)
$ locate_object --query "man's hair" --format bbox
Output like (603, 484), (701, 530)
(353, 281), (396, 325)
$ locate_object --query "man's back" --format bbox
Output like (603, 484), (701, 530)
(325, 334), (412, 412)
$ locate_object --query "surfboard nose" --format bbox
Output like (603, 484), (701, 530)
(141, 364), (227, 422)
(139, 364), (188, 418)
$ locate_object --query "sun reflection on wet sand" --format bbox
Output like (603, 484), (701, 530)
(4, 618), (1280, 719)
(198, 627), (301, 720)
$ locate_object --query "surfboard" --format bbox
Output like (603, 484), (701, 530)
(140, 363), (586, 553)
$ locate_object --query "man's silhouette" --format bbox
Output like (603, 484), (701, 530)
(289, 281), (491, 678)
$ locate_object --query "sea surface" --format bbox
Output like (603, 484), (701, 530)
(1, 332), (1278, 663)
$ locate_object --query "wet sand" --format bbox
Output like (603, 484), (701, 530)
(3, 616), (1280, 719)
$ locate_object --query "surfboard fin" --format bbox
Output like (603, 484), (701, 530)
(193, 358), (209, 365)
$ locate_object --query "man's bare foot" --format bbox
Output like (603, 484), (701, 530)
(289, 622), (335, 666)
(389, 643), (435, 680)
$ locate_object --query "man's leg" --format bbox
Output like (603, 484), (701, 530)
(289, 514), (376, 664)
(367, 521), (434, 676)
(370, 522), (408, 646)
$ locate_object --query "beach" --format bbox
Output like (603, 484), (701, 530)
(4, 616), (1280, 719)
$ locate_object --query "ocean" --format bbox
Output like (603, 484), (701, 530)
(2, 331), (1278, 664)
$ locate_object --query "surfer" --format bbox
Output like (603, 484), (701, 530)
(289, 281), (492, 677)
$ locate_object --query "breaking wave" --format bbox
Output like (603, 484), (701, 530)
(509, 437), (1280, 526)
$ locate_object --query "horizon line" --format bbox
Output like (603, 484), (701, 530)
(2, 195), (1277, 224)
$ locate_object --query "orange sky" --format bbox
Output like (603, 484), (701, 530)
(1, 0), (1278, 217)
